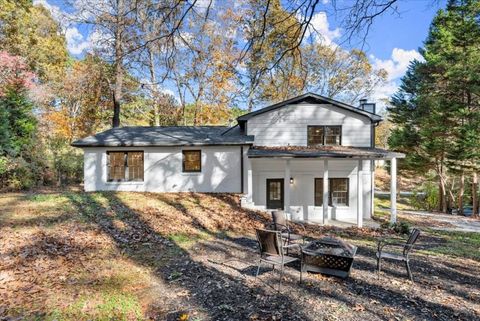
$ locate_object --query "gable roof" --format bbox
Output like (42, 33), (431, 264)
(237, 93), (383, 124)
(71, 126), (254, 147)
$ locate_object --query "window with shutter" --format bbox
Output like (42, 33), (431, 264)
(330, 178), (349, 206)
(314, 178), (323, 206)
(128, 152), (144, 181)
(314, 177), (349, 206)
(108, 152), (126, 181)
(107, 151), (144, 182)
(182, 150), (201, 172)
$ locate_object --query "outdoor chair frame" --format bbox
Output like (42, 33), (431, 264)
(266, 210), (306, 250)
(255, 228), (302, 291)
(376, 228), (421, 282)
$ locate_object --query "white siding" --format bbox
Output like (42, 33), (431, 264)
(247, 102), (372, 147)
(83, 146), (243, 193)
(250, 159), (372, 222)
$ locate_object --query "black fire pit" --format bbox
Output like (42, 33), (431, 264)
(301, 237), (357, 278)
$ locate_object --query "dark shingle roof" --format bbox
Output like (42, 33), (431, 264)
(237, 92), (383, 124)
(248, 146), (405, 159)
(71, 126), (254, 147)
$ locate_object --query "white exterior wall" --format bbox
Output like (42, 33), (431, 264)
(83, 146), (243, 193)
(247, 102), (372, 147)
(250, 159), (372, 222)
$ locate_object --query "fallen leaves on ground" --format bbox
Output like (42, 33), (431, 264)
(0, 189), (479, 321)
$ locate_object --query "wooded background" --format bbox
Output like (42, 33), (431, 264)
(0, 0), (479, 215)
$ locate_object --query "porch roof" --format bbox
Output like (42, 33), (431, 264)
(247, 146), (405, 160)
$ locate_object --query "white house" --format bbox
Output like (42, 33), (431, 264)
(72, 93), (404, 227)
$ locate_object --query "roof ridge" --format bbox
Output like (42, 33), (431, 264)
(237, 92), (382, 123)
(112, 125), (229, 128)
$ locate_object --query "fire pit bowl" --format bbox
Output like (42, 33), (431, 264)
(301, 237), (357, 278)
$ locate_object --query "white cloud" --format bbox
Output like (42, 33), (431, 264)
(161, 88), (177, 99)
(195, 0), (215, 13)
(72, 0), (112, 21)
(33, 0), (66, 22)
(371, 48), (423, 80)
(65, 27), (90, 55)
(34, 0), (92, 55)
(371, 81), (400, 103)
(87, 28), (113, 53)
(370, 48), (424, 110)
(308, 12), (341, 45)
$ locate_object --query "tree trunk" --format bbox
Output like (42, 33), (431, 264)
(458, 172), (465, 215)
(437, 162), (448, 213)
(148, 47), (160, 126)
(473, 172), (478, 217)
(193, 102), (199, 126)
(439, 179), (446, 212)
(112, 0), (125, 128)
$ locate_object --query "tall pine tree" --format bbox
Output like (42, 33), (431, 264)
(389, 0), (480, 213)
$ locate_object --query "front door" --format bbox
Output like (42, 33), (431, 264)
(266, 179), (284, 209)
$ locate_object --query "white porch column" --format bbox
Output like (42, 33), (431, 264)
(390, 157), (397, 224)
(357, 160), (364, 228)
(246, 161), (253, 203)
(371, 160), (375, 217)
(323, 159), (329, 224)
(284, 159), (291, 216)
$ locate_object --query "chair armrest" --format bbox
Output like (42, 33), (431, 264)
(381, 242), (406, 248)
(377, 241), (407, 252)
(265, 222), (275, 230)
(265, 222), (288, 232)
(292, 222), (307, 235)
(283, 243), (302, 251)
(377, 237), (405, 246)
(377, 237), (402, 251)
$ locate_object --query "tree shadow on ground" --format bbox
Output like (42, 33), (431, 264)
(196, 229), (479, 320)
(66, 191), (312, 321)
(0, 212), (73, 228)
(2, 190), (478, 320)
(332, 238), (480, 307)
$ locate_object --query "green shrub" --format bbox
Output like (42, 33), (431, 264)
(48, 140), (84, 185)
(381, 221), (411, 235)
(410, 181), (439, 211)
(0, 155), (44, 190)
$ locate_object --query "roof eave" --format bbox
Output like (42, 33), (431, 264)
(248, 154), (404, 160)
(71, 141), (255, 148)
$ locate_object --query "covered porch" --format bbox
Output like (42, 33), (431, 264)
(243, 146), (405, 228)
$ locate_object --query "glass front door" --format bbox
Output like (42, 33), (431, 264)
(266, 178), (284, 209)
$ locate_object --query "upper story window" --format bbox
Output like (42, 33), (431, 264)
(308, 126), (342, 146)
(107, 151), (144, 182)
(182, 150), (201, 172)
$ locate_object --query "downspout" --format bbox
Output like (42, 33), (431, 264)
(370, 121), (379, 218)
(240, 146), (244, 193)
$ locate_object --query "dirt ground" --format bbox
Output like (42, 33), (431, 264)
(1, 189), (479, 320)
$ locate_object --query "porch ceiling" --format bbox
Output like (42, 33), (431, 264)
(247, 146), (405, 160)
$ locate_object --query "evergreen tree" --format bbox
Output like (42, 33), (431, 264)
(425, 0), (480, 213)
(0, 90), (37, 156)
(389, 61), (455, 212)
(389, 0), (480, 213)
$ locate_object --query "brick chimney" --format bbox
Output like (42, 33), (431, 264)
(359, 99), (376, 114)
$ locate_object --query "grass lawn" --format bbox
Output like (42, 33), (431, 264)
(1, 189), (479, 320)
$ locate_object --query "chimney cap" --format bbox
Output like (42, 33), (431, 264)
(359, 98), (368, 104)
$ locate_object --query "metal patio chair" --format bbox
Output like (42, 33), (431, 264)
(255, 228), (302, 291)
(376, 228), (421, 282)
(267, 210), (306, 249)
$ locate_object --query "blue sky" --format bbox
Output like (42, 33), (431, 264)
(356, 0), (446, 60)
(33, 0), (447, 110)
